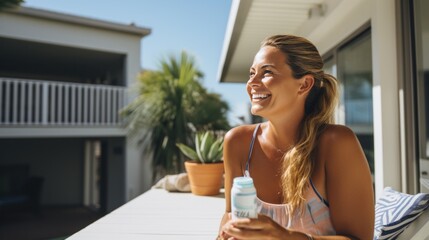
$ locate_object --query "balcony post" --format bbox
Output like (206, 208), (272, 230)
(42, 81), (48, 125)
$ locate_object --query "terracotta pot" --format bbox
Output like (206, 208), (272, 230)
(184, 161), (224, 196)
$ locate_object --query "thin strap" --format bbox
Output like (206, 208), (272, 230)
(310, 178), (330, 207)
(245, 124), (261, 176)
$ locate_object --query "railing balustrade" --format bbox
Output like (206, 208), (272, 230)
(0, 78), (126, 126)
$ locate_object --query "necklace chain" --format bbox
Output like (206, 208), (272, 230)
(261, 134), (290, 154)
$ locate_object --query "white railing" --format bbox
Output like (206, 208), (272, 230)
(0, 78), (127, 126)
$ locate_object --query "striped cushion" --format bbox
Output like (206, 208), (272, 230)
(374, 187), (429, 240)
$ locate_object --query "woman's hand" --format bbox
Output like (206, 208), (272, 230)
(221, 214), (302, 240)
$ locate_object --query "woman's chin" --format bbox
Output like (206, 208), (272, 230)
(250, 107), (265, 117)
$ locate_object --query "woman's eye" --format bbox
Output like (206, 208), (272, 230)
(263, 70), (273, 76)
(249, 72), (255, 77)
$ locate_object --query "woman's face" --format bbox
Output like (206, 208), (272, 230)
(247, 46), (303, 118)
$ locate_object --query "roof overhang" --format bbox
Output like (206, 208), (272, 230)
(217, 0), (342, 83)
(5, 6), (151, 37)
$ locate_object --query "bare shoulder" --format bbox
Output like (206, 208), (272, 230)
(318, 124), (366, 168)
(223, 124), (260, 187)
(319, 124), (357, 145)
(224, 124), (259, 146)
(223, 124), (259, 168)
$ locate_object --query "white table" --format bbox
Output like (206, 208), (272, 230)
(67, 188), (429, 239)
(67, 189), (225, 240)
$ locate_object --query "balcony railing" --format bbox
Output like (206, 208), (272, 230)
(0, 78), (126, 127)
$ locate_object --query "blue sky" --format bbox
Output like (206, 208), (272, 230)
(23, 0), (250, 126)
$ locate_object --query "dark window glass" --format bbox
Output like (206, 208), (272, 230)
(414, 0), (429, 193)
(324, 30), (374, 177)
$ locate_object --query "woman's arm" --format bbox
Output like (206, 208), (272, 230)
(218, 125), (253, 236)
(323, 125), (375, 239)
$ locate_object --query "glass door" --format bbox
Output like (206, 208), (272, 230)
(323, 29), (374, 178)
(414, 0), (429, 193)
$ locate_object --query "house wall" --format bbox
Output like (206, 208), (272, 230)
(0, 138), (83, 205)
(306, 0), (401, 198)
(0, 10), (150, 201)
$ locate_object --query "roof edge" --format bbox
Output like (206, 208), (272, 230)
(216, 0), (253, 83)
(5, 6), (151, 37)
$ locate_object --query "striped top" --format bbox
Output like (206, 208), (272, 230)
(246, 124), (336, 235)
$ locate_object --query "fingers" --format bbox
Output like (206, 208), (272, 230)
(217, 230), (235, 240)
(232, 214), (273, 230)
(231, 218), (263, 230)
(222, 216), (268, 239)
(222, 215), (288, 240)
(223, 224), (260, 240)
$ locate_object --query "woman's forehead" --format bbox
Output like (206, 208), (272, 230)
(251, 46), (287, 68)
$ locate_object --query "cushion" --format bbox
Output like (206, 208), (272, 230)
(374, 187), (429, 240)
(152, 173), (191, 192)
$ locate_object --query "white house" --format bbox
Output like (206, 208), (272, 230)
(0, 6), (152, 212)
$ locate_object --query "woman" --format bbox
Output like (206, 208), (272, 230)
(218, 35), (374, 240)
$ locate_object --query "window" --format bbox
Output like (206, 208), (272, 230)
(323, 29), (374, 177)
(414, 0), (429, 193)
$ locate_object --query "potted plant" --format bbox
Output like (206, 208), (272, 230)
(176, 131), (224, 196)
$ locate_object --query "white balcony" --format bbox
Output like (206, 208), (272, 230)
(0, 78), (126, 127)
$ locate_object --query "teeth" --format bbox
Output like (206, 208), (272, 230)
(252, 94), (270, 99)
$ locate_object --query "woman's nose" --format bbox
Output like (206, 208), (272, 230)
(247, 74), (261, 87)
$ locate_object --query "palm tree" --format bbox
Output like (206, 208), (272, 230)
(121, 51), (230, 182)
(188, 92), (230, 131)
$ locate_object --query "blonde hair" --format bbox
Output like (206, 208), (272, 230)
(261, 35), (339, 213)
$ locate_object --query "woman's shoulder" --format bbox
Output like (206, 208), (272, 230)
(319, 124), (357, 145)
(224, 123), (261, 143)
(318, 124), (366, 167)
(223, 124), (261, 167)
(223, 124), (262, 153)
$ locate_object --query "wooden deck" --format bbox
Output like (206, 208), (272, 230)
(68, 189), (225, 240)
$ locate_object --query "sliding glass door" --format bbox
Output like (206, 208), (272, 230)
(323, 29), (374, 178)
(414, 0), (429, 193)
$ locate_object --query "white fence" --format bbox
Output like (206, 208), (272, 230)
(0, 78), (127, 126)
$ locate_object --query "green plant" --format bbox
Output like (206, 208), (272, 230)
(121, 51), (230, 181)
(176, 131), (223, 164)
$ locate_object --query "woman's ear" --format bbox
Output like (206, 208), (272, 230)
(298, 75), (315, 95)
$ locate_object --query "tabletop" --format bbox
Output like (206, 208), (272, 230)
(67, 189), (225, 240)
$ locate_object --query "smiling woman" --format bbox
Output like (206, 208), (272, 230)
(218, 34), (375, 240)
